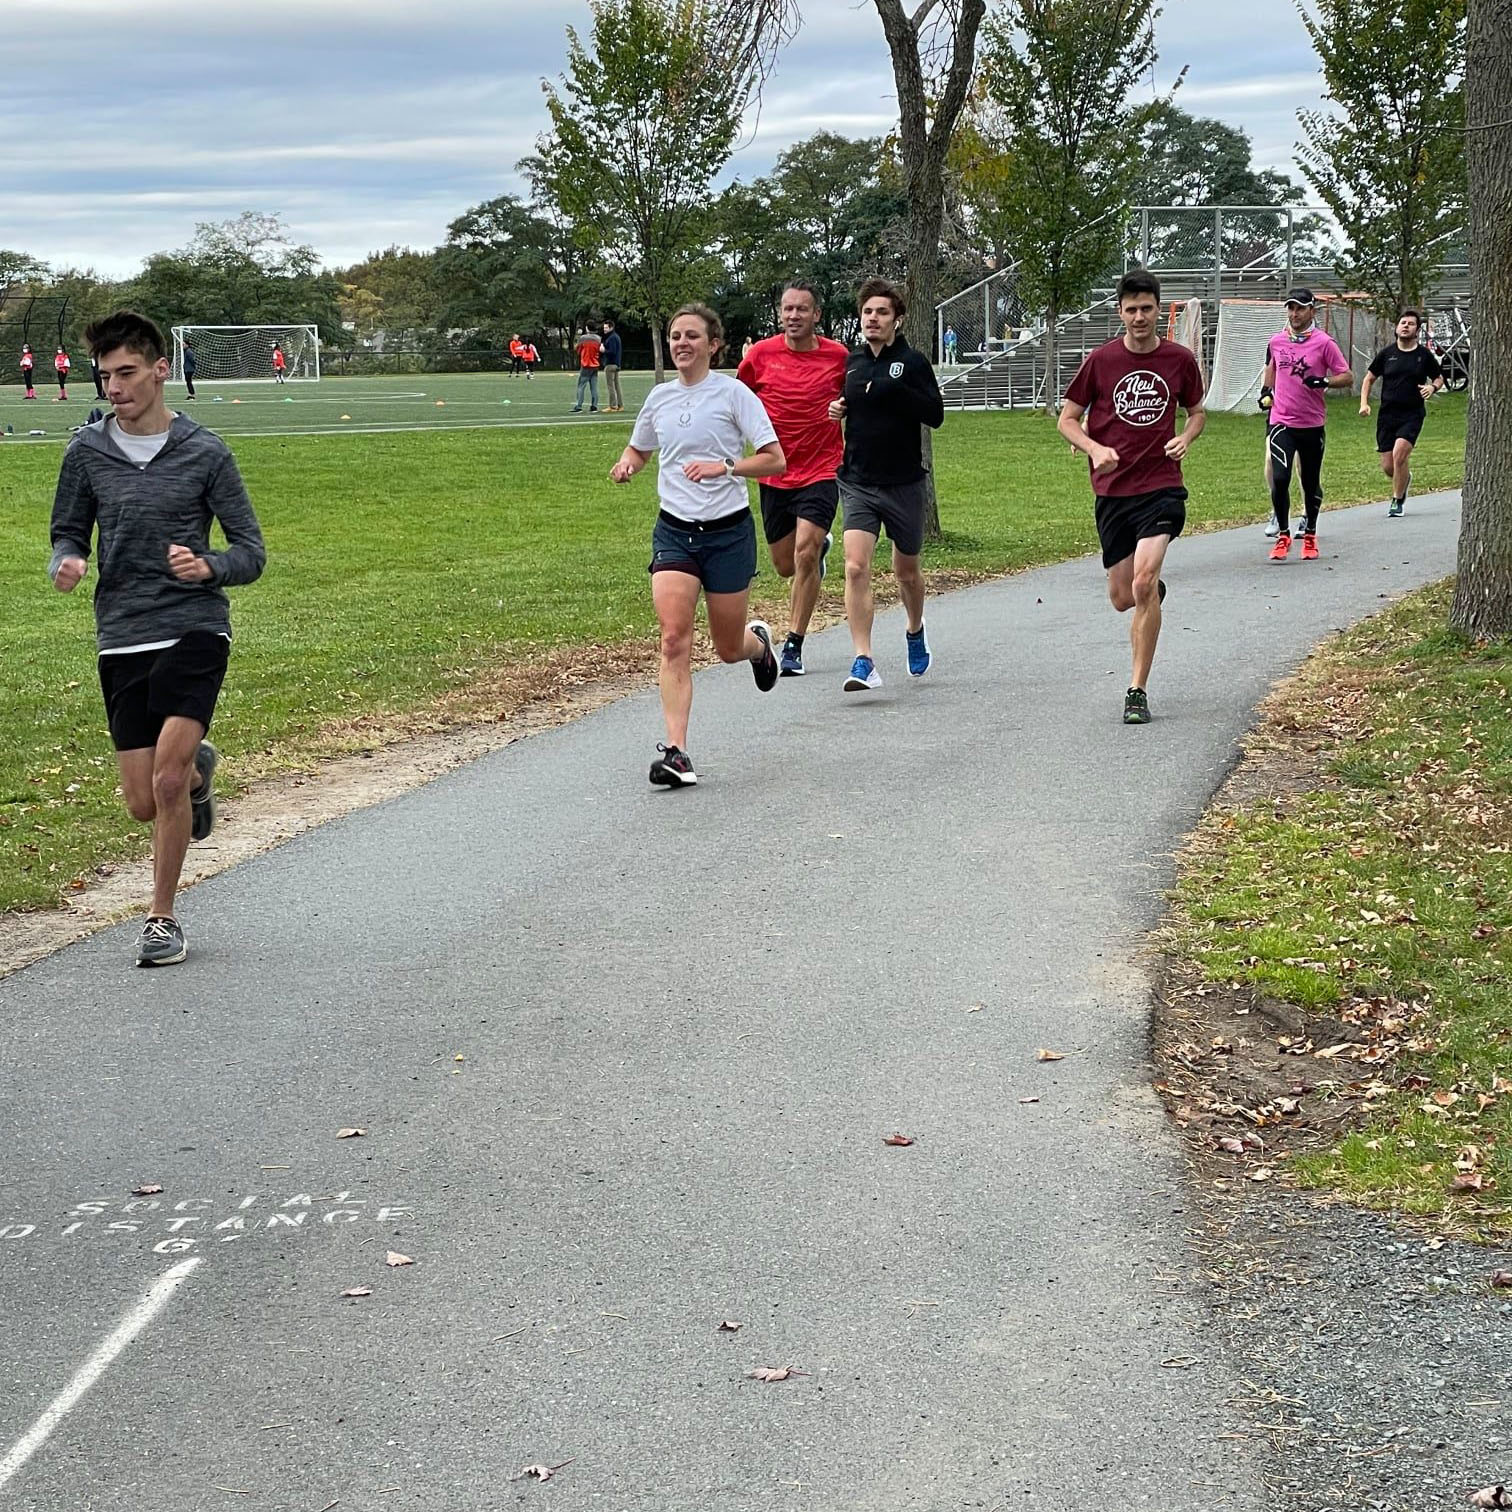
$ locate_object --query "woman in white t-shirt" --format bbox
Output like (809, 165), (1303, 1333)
(610, 303), (786, 789)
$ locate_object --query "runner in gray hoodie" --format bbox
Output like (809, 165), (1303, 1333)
(49, 310), (266, 967)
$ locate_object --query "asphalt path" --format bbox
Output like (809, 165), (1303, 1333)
(0, 492), (1461, 1512)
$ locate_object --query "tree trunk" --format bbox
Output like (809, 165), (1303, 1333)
(874, 0), (988, 544)
(1041, 300), (1060, 417)
(650, 314), (666, 385)
(1450, 0), (1512, 637)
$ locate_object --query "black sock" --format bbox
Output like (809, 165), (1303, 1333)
(787, 632), (804, 649)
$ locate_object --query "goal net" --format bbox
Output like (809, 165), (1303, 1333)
(171, 324), (320, 384)
(1206, 300), (1285, 412)
(1169, 298), (1206, 381)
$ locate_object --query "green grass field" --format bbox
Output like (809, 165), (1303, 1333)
(0, 388), (1466, 911)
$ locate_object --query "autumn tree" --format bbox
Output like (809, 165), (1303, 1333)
(536, 0), (798, 380)
(1449, 0), (1512, 637)
(872, 0), (988, 534)
(983, 0), (1162, 414)
(1296, 0), (1467, 313)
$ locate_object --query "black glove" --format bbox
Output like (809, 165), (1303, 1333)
(1258, 386), (1274, 412)
(1303, 374), (1329, 390)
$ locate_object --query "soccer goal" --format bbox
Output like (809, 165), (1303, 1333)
(171, 324), (321, 384)
(1206, 300), (1286, 412)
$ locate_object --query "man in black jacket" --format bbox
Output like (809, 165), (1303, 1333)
(829, 278), (944, 691)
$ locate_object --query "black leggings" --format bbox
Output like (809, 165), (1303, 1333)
(1268, 423), (1325, 533)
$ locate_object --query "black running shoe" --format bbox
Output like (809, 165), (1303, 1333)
(748, 620), (779, 692)
(190, 740), (218, 841)
(649, 744), (697, 787)
(136, 915), (187, 967)
(1123, 686), (1151, 725)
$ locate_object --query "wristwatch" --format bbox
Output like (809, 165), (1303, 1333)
(723, 458), (737, 477)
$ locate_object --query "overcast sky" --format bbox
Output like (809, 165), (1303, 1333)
(9, 0), (1329, 277)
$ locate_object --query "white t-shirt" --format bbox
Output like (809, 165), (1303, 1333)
(629, 371), (778, 522)
(106, 416), (173, 468)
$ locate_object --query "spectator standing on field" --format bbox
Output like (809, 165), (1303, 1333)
(943, 325), (958, 364)
(182, 341), (197, 399)
(601, 319), (624, 411)
(572, 327), (602, 413)
(508, 333), (526, 376)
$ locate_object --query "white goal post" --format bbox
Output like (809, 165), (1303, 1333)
(1206, 300), (1286, 412)
(171, 324), (321, 384)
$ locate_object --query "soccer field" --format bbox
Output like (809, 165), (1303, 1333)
(0, 370), (656, 442)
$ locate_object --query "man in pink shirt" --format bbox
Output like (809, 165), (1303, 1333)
(1259, 288), (1352, 562)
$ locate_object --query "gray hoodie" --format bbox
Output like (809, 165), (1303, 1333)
(48, 413), (266, 653)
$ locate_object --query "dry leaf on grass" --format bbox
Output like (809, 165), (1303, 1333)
(385, 1251), (414, 1267)
(340, 1286), (372, 1298)
(716, 1320), (743, 1332)
(1451, 1172), (1485, 1193)
(747, 1366), (808, 1382)
(130, 1184), (163, 1196)
(1468, 1488), (1512, 1509)
(1036, 1049), (1065, 1062)
(512, 1460), (574, 1484)
(335, 1128), (366, 1139)
(882, 1133), (914, 1147)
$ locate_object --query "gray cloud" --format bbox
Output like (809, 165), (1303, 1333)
(7, 0), (1328, 277)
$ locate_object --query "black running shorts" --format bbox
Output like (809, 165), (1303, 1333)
(757, 479), (839, 544)
(98, 630), (230, 751)
(1095, 487), (1187, 570)
(648, 509), (757, 596)
(1376, 407), (1424, 452)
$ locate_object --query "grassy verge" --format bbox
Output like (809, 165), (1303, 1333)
(1, 396), (1465, 911)
(1164, 579), (1511, 1238)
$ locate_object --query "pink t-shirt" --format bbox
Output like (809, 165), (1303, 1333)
(1266, 327), (1349, 428)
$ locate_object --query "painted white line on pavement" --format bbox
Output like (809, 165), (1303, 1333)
(0, 1256), (202, 1492)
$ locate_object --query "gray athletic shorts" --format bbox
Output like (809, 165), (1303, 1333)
(839, 478), (929, 557)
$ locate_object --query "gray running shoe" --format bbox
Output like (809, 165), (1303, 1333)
(190, 741), (218, 842)
(136, 915), (187, 967)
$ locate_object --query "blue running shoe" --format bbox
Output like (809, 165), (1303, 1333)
(779, 634), (805, 677)
(905, 623), (931, 677)
(819, 531), (832, 582)
(844, 655), (882, 692)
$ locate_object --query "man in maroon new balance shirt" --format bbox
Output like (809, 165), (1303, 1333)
(1058, 269), (1207, 725)
(737, 281), (848, 676)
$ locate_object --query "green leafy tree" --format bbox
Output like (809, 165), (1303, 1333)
(1449, 0), (1512, 637)
(432, 196), (563, 345)
(536, 0), (797, 379)
(335, 247), (443, 338)
(983, 0), (1162, 414)
(1296, 0), (1467, 313)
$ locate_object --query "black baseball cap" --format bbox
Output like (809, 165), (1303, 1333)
(1284, 287), (1316, 307)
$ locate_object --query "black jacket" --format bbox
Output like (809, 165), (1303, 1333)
(838, 335), (944, 487)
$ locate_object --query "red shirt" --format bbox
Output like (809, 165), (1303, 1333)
(272, 349), (286, 370)
(1064, 337), (1205, 497)
(576, 338), (601, 370)
(736, 335), (848, 489)
(509, 339), (525, 359)
(56, 352), (70, 373)
(21, 352), (33, 371)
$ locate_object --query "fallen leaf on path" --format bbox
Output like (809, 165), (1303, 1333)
(747, 1366), (808, 1382)
(966, 1003), (984, 1014)
(1314, 1042), (1354, 1058)
(1036, 1049), (1065, 1062)
(1248, 1167), (1274, 1182)
(716, 1320), (743, 1332)
(1491, 1271), (1512, 1289)
(335, 1128), (366, 1139)
(385, 1251), (414, 1267)
(1018, 1096), (1039, 1104)
(1468, 1489), (1512, 1509)
(1273, 1096), (1301, 1115)
(340, 1286), (372, 1298)
(130, 1184), (163, 1196)
(1451, 1173), (1484, 1193)
(513, 1461), (574, 1483)
(883, 1133), (914, 1147)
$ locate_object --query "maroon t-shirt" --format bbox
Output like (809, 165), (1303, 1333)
(1063, 337), (1205, 497)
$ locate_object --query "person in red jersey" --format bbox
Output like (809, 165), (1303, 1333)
(508, 333), (526, 377)
(522, 339), (539, 379)
(20, 343), (36, 398)
(54, 347), (71, 400)
(271, 343), (287, 384)
(737, 281), (848, 675)
(572, 327), (602, 413)
(1058, 269), (1206, 726)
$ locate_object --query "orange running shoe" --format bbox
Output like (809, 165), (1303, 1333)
(1300, 532), (1319, 560)
(1268, 532), (1292, 562)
